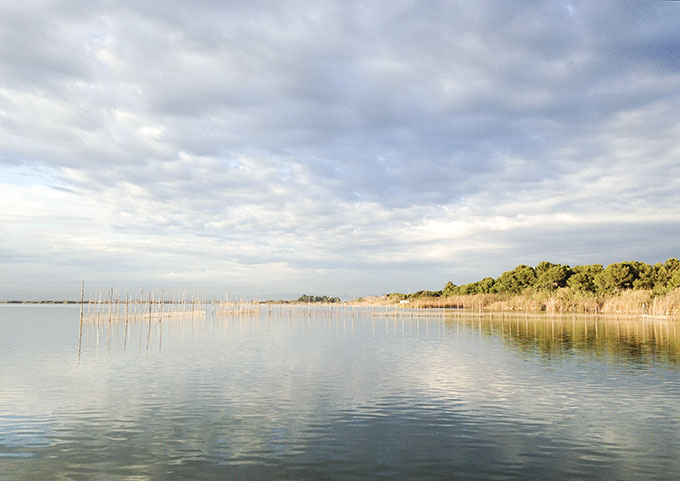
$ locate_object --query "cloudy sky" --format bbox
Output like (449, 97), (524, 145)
(1, 1), (679, 300)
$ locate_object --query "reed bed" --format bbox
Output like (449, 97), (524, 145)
(81, 291), (208, 323)
(77, 288), (269, 325)
(77, 286), (680, 333)
(376, 288), (680, 318)
(77, 299), (680, 367)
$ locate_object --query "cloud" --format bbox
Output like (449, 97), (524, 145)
(1, 1), (680, 298)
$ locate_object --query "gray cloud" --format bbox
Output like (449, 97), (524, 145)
(1, 1), (680, 299)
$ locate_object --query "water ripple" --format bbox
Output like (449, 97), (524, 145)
(2, 306), (680, 479)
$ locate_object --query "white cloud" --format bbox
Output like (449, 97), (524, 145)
(1, 1), (680, 299)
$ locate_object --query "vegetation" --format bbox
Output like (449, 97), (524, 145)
(442, 259), (680, 297)
(379, 259), (680, 316)
(1, 300), (81, 304)
(383, 290), (443, 302)
(297, 294), (341, 303)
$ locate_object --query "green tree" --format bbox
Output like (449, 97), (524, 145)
(649, 259), (680, 293)
(441, 259), (677, 299)
(567, 264), (603, 293)
(536, 264), (573, 291)
(665, 257), (680, 273)
(478, 277), (496, 293)
(493, 265), (537, 294)
(594, 262), (636, 293)
(535, 261), (558, 278)
(442, 281), (457, 297)
(668, 270), (680, 290)
(631, 261), (654, 290)
(407, 290), (442, 298)
(652, 262), (669, 293)
(443, 277), (494, 296)
(297, 295), (340, 303)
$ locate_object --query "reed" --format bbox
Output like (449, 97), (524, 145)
(76, 285), (680, 329)
(78, 288), (271, 324)
(382, 288), (680, 317)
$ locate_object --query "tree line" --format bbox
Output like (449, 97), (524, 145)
(297, 295), (341, 303)
(444, 259), (680, 297)
(391, 259), (680, 299)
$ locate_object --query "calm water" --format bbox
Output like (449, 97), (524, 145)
(1, 304), (680, 480)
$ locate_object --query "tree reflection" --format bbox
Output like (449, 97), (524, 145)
(444, 313), (680, 366)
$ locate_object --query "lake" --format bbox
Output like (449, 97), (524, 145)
(1, 304), (680, 480)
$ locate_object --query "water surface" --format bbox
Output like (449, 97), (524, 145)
(1, 305), (679, 480)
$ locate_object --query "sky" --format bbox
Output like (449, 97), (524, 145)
(1, 1), (680, 300)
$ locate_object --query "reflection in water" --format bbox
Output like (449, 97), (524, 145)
(78, 305), (680, 368)
(3, 305), (680, 480)
(443, 312), (680, 366)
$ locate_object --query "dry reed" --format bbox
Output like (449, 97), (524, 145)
(377, 288), (680, 317)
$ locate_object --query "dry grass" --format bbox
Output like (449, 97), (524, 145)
(601, 290), (652, 314)
(370, 288), (680, 316)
